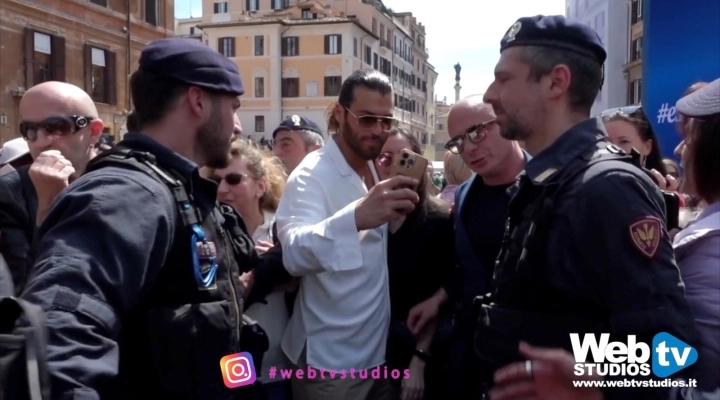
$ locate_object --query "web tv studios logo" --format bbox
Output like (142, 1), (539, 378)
(571, 333), (698, 378)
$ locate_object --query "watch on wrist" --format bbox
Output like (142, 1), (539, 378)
(413, 348), (432, 363)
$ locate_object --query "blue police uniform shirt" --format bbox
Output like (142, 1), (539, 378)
(513, 117), (699, 361)
(19, 132), (221, 397)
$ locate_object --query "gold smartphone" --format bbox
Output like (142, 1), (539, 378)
(392, 149), (429, 189)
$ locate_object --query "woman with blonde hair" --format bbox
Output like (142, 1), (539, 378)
(438, 151), (472, 205)
(203, 138), (291, 400)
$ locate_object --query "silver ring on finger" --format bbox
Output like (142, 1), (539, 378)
(525, 360), (533, 378)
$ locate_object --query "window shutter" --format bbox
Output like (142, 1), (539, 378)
(217, 38), (222, 53)
(295, 37), (299, 55)
(245, 0), (250, 10)
(231, 37), (236, 57)
(337, 35), (342, 54)
(324, 35), (329, 54)
(83, 44), (93, 93)
(51, 36), (66, 81)
(106, 51), (117, 104)
(24, 28), (34, 88)
(281, 38), (286, 56)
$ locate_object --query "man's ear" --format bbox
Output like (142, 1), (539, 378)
(89, 119), (105, 144)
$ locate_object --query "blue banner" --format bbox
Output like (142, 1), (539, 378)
(643, 0), (720, 160)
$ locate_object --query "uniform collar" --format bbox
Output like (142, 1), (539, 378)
(524, 117), (606, 185)
(119, 132), (217, 203)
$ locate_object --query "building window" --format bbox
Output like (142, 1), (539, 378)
(246, 0), (258, 11)
(255, 116), (265, 132)
(631, 37), (642, 61)
(218, 37), (235, 57)
(24, 29), (65, 87)
(324, 76), (341, 96)
(254, 36), (264, 56)
(282, 37), (299, 56)
(353, 38), (358, 57)
(282, 78), (299, 97)
(595, 11), (605, 30)
(301, 9), (312, 18)
(84, 45), (116, 104)
(90, 0), (108, 6)
(144, 0), (160, 26)
(271, 0), (287, 9)
(373, 53), (378, 70)
(214, 1), (228, 13)
(324, 35), (341, 55)
(629, 79), (642, 104)
(372, 18), (377, 34)
(254, 77), (264, 98)
(364, 45), (371, 64)
(631, 0), (643, 24)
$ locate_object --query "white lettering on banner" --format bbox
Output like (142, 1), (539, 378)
(656, 103), (679, 124)
(570, 333), (652, 377)
(34, 32), (51, 54)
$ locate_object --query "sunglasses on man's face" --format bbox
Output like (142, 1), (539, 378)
(210, 172), (249, 186)
(600, 105), (643, 119)
(19, 115), (94, 142)
(445, 119), (497, 154)
(345, 108), (398, 132)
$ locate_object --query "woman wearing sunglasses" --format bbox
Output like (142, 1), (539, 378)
(601, 105), (675, 188)
(375, 128), (455, 400)
(203, 138), (291, 400)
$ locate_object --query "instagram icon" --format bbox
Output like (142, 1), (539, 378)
(220, 352), (257, 389)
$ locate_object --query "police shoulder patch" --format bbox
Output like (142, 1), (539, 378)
(629, 216), (662, 258)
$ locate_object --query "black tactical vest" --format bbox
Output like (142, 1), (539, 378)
(83, 145), (251, 399)
(475, 142), (632, 369)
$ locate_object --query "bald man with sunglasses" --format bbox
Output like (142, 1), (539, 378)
(0, 81), (104, 293)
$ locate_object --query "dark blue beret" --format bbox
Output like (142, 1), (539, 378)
(139, 38), (244, 96)
(272, 115), (324, 139)
(500, 15), (607, 65)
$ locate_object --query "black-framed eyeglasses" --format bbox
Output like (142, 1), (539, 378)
(444, 119), (497, 154)
(600, 105), (643, 119)
(19, 115), (94, 142)
(345, 107), (398, 132)
(210, 172), (249, 186)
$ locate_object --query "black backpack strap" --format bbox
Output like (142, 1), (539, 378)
(518, 143), (633, 281)
(0, 296), (51, 400)
(85, 146), (219, 289)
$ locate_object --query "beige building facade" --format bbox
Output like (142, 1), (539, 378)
(424, 64), (438, 160)
(180, 0), (435, 151)
(433, 97), (451, 161)
(624, 0), (643, 105)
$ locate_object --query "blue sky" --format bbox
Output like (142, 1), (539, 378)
(175, 0), (566, 102)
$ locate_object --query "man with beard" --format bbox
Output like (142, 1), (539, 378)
(20, 38), (255, 399)
(275, 69), (419, 400)
(477, 15), (700, 399)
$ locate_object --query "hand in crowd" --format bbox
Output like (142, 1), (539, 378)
(401, 356), (425, 400)
(254, 240), (274, 255)
(406, 289), (445, 336)
(650, 168), (680, 191)
(490, 342), (604, 400)
(28, 150), (75, 225)
(239, 271), (255, 299)
(354, 175), (419, 231)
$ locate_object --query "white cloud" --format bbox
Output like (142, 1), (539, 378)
(383, 0), (566, 102)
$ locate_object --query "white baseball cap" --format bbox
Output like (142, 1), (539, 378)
(0, 138), (30, 165)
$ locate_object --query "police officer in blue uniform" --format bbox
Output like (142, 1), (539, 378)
(21, 38), (256, 399)
(476, 15), (701, 399)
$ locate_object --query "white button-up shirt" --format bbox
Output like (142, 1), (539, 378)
(276, 138), (390, 371)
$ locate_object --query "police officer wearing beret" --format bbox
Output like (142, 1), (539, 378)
(21, 38), (257, 399)
(271, 115), (324, 174)
(477, 15), (701, 399)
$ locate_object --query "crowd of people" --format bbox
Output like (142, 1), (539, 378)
(0, 12), (718, 400)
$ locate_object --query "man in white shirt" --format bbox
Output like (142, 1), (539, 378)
(275, 69), (420, 400)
